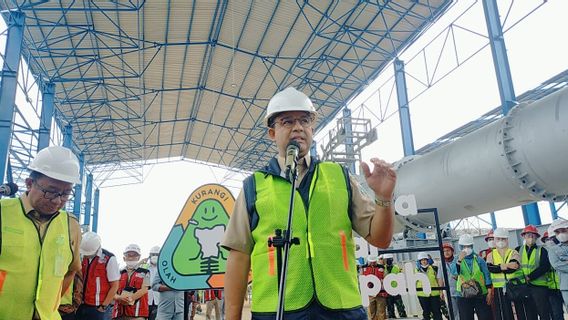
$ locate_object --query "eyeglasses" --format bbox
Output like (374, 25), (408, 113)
(273, 115), (314, 128)
(33, 181), (74, 201)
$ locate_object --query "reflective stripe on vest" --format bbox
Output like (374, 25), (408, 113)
(113, 268), (149, 317)
(520, 246), (548, 286)
(0, 198), (73, 320)
(456, 256), (487, 295)
(82, 251), (112, 306)
(416, 266), (440, 297)
(250, 162), (360, 313)
(490, 248), (524, 288)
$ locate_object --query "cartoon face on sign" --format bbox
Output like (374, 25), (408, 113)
(173, 199), (229, 274)
(158, 184), (235, 290)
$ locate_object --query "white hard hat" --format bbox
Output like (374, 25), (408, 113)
(383, 253), (394, 259)
(493, 228), (509, 239)
(28, 146), (80, 184)
(459, 234), (474, 246)
(550, 218), (568, 233)
(149, 245), (161, 255)
(264, 87), (316, 126)
(417, 252), (430, 261)
(124, 243), (141, 255)
(80, 232), (101, 256)
(367, 255), (378, 263)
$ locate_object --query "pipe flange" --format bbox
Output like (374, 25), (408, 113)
(499, 103), (567, 202)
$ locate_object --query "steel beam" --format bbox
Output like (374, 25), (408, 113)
(83, 173), (93, 229)
(0, 11), (25, 183)
(394, 59), (415, 157)
(37, 82), (55, 151)
(92, 188), (99, 233)
(342, 108), (356, 173)
(483, 0), (540, 225)
(73, 154), (84, 220)
(549, 202), (558, 220)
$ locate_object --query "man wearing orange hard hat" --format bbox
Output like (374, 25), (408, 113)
(515, 225), (551, 319)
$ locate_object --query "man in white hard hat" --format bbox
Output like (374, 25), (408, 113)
(383, 253), (407, 318)
(485, 228), (525, 320)
(113, 243), (151, 319)
(416, 252), (444, 320)
(454, 234), (492, 320)
(77, 231), (120, 320)
(362, 255), (387, 320)
(547, 218), (568, 309)
(146, 245), (161, 320)
(0, 145), (82, 320)
(222, 87), (395, 319)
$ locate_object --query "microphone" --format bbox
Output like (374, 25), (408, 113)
(285, 141), (300, 181)
(0, 182), (18, 197)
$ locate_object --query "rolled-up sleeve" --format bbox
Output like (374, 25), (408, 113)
(221, 190), (254, 254)
(348, 176), (375, 238)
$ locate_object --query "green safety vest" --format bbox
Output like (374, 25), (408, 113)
(250, 162), (360, 313)
(547, 268), (561, 290)
(416, 266), (440, 297)
(456, 256), (487, 295)
(490, 248), (524, 288)
(385, 264), (400, 275)
(520, 245), (548, 287)
(60, 278), (74, 306)
(0, 198), (73, 320)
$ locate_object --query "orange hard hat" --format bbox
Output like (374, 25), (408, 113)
(520, 225), (541, 237)
(484, 230), (494, 241)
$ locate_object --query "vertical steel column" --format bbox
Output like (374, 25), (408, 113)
(394, 59), (415, 157)
(83, 173), (93, 229)
(73, 154), (84, 220)
(483, 0), (540, 226)
(63, 124), (73, 148)
(37, 82), (55, 151)
(394, 59), (425, 238)
(342, 108), (356, 173)
(0, 11), (25, 183)
(489, 212), (497, 229)
(92, 188), (100, 232)
(549, 202), (558, 220)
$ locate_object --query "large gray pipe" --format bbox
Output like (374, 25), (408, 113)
(394, 86), (568, 231)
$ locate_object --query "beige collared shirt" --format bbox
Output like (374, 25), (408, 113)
(221, 155), (375, 254)
(20, 193), (82, 274)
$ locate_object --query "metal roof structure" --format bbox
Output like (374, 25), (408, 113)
(1, 0), (452, 186)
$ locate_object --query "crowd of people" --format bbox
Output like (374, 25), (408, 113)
(60, 231), (224, 320)
(360, 223), (568, 320)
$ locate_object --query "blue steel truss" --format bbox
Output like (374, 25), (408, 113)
(1, 0), (453, 188)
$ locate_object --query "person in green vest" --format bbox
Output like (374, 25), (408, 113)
(383, 253), (407, 318)
(486, 228), (525, 320)
(0, 145), (82, 320)
(454, 234), (492, 320)
(221, 87), (396, 320)
(514, 225), (551, 320)
(415, 252), (444, 320)
(542, 231), (564, 320)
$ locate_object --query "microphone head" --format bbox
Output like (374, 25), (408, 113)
(286, 140), (300, 152)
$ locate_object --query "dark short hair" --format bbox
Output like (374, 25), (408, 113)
(29, 171), (45, 181)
